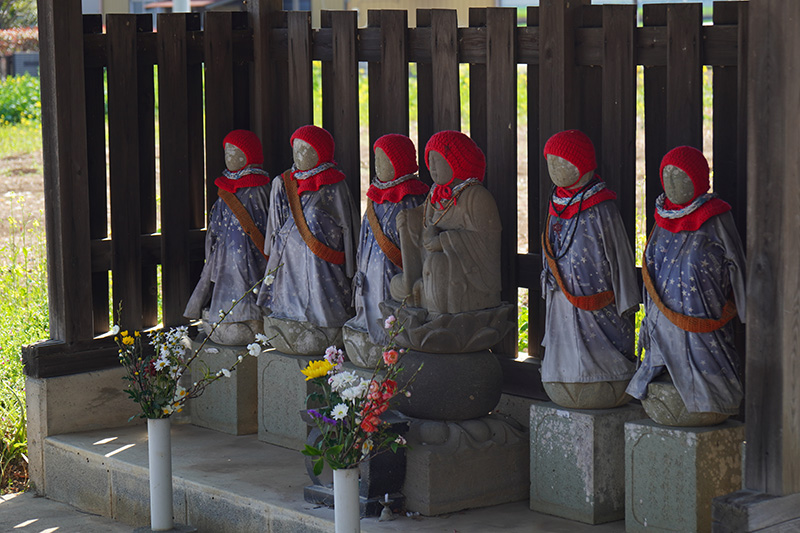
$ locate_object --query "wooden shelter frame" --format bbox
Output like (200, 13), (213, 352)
(29, 0), (800, 517)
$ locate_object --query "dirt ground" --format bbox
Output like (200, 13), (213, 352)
(0, 150), (44, 247)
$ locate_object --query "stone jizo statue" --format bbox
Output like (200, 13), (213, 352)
(184, 129), (270, 345)
(342, 134), (428, 367)
(385, 130), (511, 354)
(256, 125), (359, 355)
(627, 145), (746, 426)
(539, 129), (640, 409)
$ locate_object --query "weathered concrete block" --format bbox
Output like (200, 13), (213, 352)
(44, 438), (112, 517)
(190, 337), (258, 435)
(258, 349), (318, 450)
(403, 414), (529, 516)
(625, 418), (744, 533)
(529, 401), (646, 524)
(26, 367), (140, 493)
(185, 488), (269, 533)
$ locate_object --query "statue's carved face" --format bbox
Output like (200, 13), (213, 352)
(225, 143), (247, 172)
(293, 139), (319, 171)
(428, 150), (453, 185)
(546, 154), (593, 189)
(375, 147), (394, 182)
(662, 165), (695, 204)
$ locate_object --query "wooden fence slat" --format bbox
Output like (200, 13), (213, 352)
(416, 9), (459, 185)
(322, 10), (360, 201)
(643, 4), (667, 234)
(524, 5), (542, 357)
(485, 7), (518, 356)
(712, 1), (748, 244)
(415, 9), (434, 184)
(287, 10), (313, 134)
(430, 10), (460, 135)
(231, 12), (251, 132)
(84, 15), (109, 335)
(186, 15), (206, 299)
(577, 5), (603, 155)
(248, 0), (282, 172)
(368, 10), (409, 177)
(666, 3), (702, 149)
(204, 11), (235, 219)
(39, 0), (94, 342)
(136, 15), (158, 329)
(468, 9), (487, 152)
(157, 13), (192, 327)
(601, 4), (636, 244)
(107, 14), (144, 330)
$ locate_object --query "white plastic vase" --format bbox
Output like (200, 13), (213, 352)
(333, 467), (360, 533)
(147, 417), (174, 531)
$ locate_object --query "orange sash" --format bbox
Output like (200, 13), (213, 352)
(541, 213), (615, 311)
(282, 170), (345, 265)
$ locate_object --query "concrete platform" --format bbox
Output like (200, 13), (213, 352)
(34, 422), (626, 532)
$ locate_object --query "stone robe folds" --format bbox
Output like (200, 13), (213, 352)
(256, 178), (359, 328)
(404, 185), (502, 315)
(184, 185), (270, 323)
(541, 201), (639, 383)
(626, 212), (746, 415)
(344, 194), (426, 345)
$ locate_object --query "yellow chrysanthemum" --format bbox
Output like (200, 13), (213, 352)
(121, 330), (128, 336)
(134, 331), (141, 337)
(301, 359), (334, 381)
(122, 335), (134, 345)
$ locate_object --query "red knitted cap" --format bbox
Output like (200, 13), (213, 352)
(223, 129), (263, 166)
(374, 134), (419, 179)
(424, 130), (485, 182)
(660, 146), (709, 202)
(290, 125), (335, 165)
(543, 130), (597, 178)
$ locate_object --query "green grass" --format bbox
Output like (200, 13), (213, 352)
(0, 189), (47, 493)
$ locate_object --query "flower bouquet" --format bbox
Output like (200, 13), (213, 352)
(300, 315), (419, 475)
(115, 272), (275, 420)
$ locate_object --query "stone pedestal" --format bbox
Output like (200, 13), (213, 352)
(190, 337), (257, 435)
(625, 418), (744, 533)
(257, 349), (318, 450)
(529, 401), (646, 524)
(402, 414), (529, 516)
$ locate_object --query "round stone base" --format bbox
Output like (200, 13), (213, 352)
(341, 326), (383, 368)
(201, 308), (263, 346)
(263, 316), (343, 356)
(543, 380), (632, 410)
(393, 349), (502, 421)
(642, 380), (729, 427)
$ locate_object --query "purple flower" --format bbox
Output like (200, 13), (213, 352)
(307, 409), (321, 419)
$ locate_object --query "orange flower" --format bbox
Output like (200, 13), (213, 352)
(382, 349), (399, 365)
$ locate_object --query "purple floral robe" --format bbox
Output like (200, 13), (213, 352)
(626, 212), (746, 414)
(541, 200), (640, 383)
(184, 184), (270, 324)
(256, 177), (359, 328)
(343, 195), (427, 346)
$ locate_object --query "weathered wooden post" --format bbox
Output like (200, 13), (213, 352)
(712, 1), (800, 530)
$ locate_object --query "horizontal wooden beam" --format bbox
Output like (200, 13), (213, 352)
(82, 19), (741, 68)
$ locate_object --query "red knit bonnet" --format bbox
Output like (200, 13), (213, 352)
(290, 125), (335, 165)
(288, 125), (345, 195)
(223, 129), (263, 166)
(654, 146), (731, 232)
(374, 134), (419, 179)
(425, 130), (486, 183)
(367, 134), (429, 203)
(543, 129), (596, 188)
(659, 146), (709, 203)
